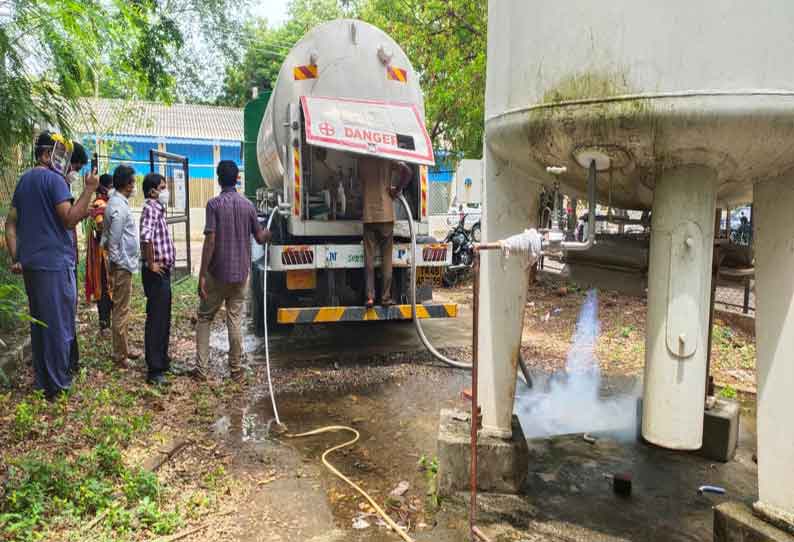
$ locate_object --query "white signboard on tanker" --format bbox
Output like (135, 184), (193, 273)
(301, 96), (435, 166)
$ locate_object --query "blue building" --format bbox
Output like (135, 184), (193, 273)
(74, 98), (243, 208)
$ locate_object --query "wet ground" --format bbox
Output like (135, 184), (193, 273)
(198, 288), (759, 542)
(503, 404), (758, 542)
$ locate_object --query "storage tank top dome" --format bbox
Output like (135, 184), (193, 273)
(257, 19), (425, 190)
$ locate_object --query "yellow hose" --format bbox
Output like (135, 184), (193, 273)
(287, 426), (415, 542)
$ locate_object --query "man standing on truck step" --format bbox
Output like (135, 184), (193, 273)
(358, 157), (412, 308)
(195, 160), (271, 383)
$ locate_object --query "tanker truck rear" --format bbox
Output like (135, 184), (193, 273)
(249, 19), (456, 328)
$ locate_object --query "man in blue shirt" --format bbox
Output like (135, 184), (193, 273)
(4, 132), (98, 398)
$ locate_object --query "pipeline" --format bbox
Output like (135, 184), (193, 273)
(400, 194), (538, 387)
(400, 194), (472, 369)
(262, 208), (283, 427)
(287, 426), (415, 542)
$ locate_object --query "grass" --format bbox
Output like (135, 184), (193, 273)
(0, 274), (236, 542)
(719, 385), (738, 400)
(0, 368), (171, 541)
(0, 250), (27, 334)
(417, 455), (440, 510)
(523, 279), (757, 390)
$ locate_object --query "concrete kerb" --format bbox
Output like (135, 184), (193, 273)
(436, 408), (529, 496)
(0, 335), (30, 386)
(714, 502), (794, 542)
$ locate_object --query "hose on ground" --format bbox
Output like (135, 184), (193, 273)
(399, 194), (472, 370)
(263, 214), (411, 539)
(287, 426), (415, 542)
(398, 194), (533, 387)
(262, 208), (283, 427)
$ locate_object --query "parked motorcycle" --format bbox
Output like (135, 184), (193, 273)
(443, 213), (475, 287)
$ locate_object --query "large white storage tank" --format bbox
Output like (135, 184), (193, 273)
(480, 0), (794, 522)
(257, 19), (425, 190)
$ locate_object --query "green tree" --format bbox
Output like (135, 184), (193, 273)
(0, 0), (248, 175)
(360, 0), (486, 158)
(218, 0), (358, 107)
(217, 0), (486, 158)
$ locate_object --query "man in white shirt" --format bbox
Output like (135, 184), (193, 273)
(103, 165), (142, 365)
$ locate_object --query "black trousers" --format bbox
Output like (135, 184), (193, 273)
(97, 262), (112, 330)
(142, 267), (172, 377)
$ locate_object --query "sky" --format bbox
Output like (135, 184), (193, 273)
(251, 0), (289, 26)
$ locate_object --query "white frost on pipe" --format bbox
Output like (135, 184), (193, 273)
(498, 229), (542, 266)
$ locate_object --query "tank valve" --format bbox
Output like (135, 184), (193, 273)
(546, 166), (567, 176)
(377, 45), (394, 65)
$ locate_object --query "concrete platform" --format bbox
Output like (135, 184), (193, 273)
(514, 428), (758, 541)
(701, 399), (740, 462)
(715, 502), (794, 542)
(436, 409), (529, 495)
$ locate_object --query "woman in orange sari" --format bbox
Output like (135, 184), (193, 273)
(85, 174), (113, 334)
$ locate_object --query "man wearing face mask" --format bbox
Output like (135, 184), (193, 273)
(103, 165), (142, 366)
(4, 131), (98, 399)
(139, 173), (175, 385)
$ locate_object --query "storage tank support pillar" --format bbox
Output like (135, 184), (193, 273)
(752, 172), (794, 525)
(478, 147), (540, 438)
(642, 165), (717, 450)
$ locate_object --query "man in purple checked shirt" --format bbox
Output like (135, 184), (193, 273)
(195, 161), (271, 383)
(140, 173), (175, 386)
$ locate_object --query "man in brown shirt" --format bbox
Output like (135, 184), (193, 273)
(358, 156), (412, 307)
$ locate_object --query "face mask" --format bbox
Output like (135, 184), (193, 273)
(158, 189), (170, 207)
(129, 187), (137, 199)
(66, 171), (79, 185)
(48, 134), (73, 177)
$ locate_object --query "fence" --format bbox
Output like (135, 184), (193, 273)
(715, 277), (755, 315)
(0, 144), (30, 212)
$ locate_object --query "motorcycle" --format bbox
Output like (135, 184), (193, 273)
(442, 213), (476, 287)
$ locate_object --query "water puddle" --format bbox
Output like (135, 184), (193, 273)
(216, 365), (469, 536)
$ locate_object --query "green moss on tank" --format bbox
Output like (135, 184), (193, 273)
(541, 71), (632, 104)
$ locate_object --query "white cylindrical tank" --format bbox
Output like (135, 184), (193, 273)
(481, 1), (794, 513)
(485, 1), (794, 210)
(257, 19), (424, 190)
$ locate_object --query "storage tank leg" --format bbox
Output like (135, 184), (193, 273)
(642, 165), (718, 450)
(753, 173), (794, 523)
(478, 148), (541, 438)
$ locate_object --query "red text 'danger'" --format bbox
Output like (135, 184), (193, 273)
(343, 127), (397, 146)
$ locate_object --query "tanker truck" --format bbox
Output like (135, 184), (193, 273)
(248, 19), (456, 329)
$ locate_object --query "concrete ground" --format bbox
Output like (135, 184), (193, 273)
(198, 286), (759, 542)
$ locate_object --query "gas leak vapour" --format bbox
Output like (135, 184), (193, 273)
(515, 289), (639, 440)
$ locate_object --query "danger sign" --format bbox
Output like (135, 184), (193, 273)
(301, 95), (435, 166)
(343, 127), (398, 146)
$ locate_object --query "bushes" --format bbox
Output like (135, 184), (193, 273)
(0, 444), (181, 541)
(1, 386), (178, 541)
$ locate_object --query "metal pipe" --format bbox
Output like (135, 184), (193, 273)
(560, 160), (597, 251)
(470, 250), (480, 541)
(705, 247), (724, 400)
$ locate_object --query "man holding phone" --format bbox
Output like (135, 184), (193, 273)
(139, 173), (175, 385)
(4, 132), (98, 399)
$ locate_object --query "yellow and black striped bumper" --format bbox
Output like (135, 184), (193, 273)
(277, 303), (458, 324)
